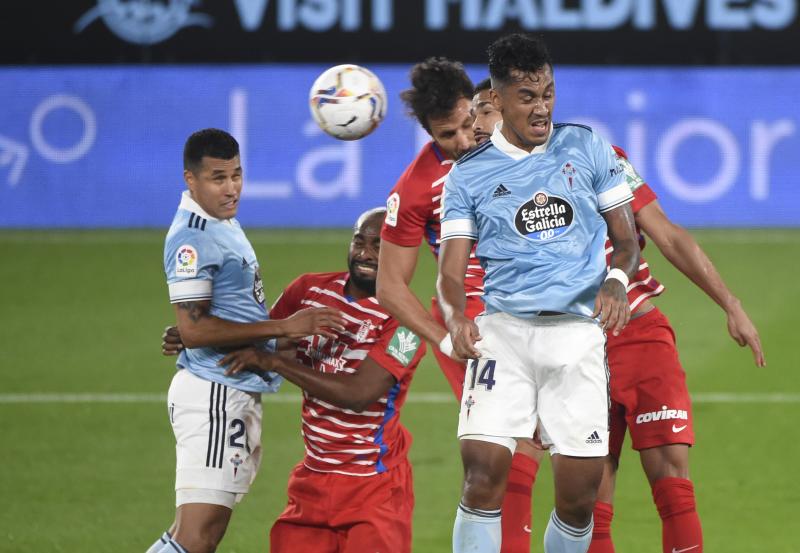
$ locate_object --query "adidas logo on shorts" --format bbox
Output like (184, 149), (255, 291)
(585, 431), (602, 444)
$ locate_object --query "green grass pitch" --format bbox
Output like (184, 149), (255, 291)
(0, 228), (797, 552)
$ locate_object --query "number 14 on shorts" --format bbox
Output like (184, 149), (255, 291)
(467, 359), (496, 391)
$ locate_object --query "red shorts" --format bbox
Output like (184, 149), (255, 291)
(430, 296), (485, 399)
(607, 307), (694, 457)
(270, 459), (414, 553)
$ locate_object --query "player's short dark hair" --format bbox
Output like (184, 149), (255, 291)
(473, 78), (492, 96)
(488, 34), (553, 87)
(400, 57), (473, 132)
(183, 128), (239, 172)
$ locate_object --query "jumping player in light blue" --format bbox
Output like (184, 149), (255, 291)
(148, 129), (345, 553)
(437, 35), (641, 553)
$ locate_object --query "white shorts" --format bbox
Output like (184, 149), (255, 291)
(167, 369), (262, 499)
(457, 312), (609, 457)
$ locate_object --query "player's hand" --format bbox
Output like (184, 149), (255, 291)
(592, 278), (631, 336)
(220, 348), (274, 377)
(448, 313), (482, 360)
(726, 302), (766, 367)
(161, 325), (184, 356)
(280, 307), (346, 340)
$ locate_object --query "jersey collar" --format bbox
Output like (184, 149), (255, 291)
(179, 191), (226, 223)
(490, 122), (552, 160)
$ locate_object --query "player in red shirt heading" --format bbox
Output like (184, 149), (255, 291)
(167, 208), (425, 553)
(472, 77), (765, 553)
(376, 58), (542, 553)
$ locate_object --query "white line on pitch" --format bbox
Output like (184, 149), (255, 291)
(0, 392), (798, 404)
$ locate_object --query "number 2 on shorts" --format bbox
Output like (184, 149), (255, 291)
(468, 359), (497, 391)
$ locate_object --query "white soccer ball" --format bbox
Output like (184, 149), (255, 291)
(309, 64), (387, 141)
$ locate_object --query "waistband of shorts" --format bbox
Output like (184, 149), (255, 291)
(481, 310), (596, 327)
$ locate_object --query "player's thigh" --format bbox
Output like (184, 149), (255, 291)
(457, 312), (537, 440)
(535, 318), (608, 457)
(270, 520), (339, 553)
(551, 454), (605, 511)
(168, 370), (262, 496)
(639, 443), (690, 485)
(331, 461), (414, 553)
(612, 311), (694, 452)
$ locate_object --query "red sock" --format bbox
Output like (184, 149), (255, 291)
(587, 501), (615, 553)
(652, 477), (703, 553)
(500, 452), (540, 553)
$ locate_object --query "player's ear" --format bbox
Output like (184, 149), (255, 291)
(183, 169), (195, 191)
(489, 87), (502, 112)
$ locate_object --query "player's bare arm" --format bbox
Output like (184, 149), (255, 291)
(596, 203), (640, 336)
(174, 301), (346, 348)
(636, 200), (765, 366)
(376, 240), (449, 345)
(221, 349), (397, 413)
(436, 237), (481, 359)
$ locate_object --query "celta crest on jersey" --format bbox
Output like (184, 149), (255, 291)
(514, 192), (575, 241)
(561, 161), (576, 188)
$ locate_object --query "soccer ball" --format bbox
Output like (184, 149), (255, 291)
(309, 64), (387, 141)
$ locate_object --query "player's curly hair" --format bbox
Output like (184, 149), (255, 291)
(400, 57), (473, 132)
(488, 34), (552, 86)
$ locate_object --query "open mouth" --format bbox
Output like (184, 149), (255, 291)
(475, 132), (491, 144)
(222, 199), (239, 209)
(530, 120), (549, 134)
(353, 261), (377, 275)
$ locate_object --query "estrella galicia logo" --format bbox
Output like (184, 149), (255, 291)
(514, 192), (574, 241)
(74, 0), (213, 45)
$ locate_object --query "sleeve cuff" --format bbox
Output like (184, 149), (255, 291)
(168, 280), (212, 303)
(597, 183), (634, 213)
(440, 218), (478, 241)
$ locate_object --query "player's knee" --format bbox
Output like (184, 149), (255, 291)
(174, 525), (226, 553)
(462, 469), (506, 508)
(554, 497), (596, 528)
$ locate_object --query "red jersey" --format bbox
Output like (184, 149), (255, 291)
(382, 141), (485, 297)
(605, 146), (665, 311)
(270, 272), (425, 477)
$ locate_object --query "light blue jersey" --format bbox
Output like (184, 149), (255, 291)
(164, 191), (281, 393)
(441, 123), (633, 319)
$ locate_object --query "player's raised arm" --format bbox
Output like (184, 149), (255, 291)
(375, 240), (450, 347)
(436, 237), (480, 359)
(635, 200), (765, 366)
(596, 203), (640, 337)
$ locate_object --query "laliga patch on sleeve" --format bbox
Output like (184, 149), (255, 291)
(386, 326), (420, 366)
(619, 156), (645, 191)
(385, 192), (400, 227)
(175, 244), (198, 277)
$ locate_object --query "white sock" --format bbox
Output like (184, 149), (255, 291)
(453, 501), (502, 553)
(152, 535), (188, 553)
(543, 509), (593, 553)
(145, 531), (172, 553)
